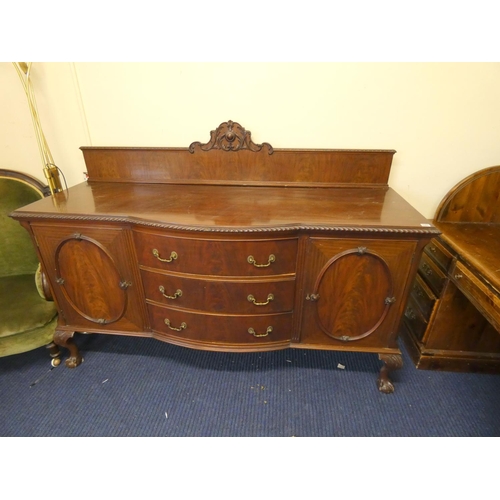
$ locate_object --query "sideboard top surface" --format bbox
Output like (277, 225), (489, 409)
(14, 181), (438, 235)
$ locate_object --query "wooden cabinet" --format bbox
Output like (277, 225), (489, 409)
(298, 238), (417, 352)
(402, 167), (500, 372)
(11, 121), (437, 391)
(31, 223), (147, 333)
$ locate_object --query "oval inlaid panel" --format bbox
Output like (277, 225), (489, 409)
(314, 249), (392, 341)
(55, 236), (126, 324)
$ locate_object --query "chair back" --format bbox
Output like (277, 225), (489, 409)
(0, 170), (46, 277)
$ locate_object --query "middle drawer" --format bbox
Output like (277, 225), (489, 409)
(142, 268), (295, 314)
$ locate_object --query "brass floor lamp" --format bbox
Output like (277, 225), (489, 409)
(13, 62), (64, 195)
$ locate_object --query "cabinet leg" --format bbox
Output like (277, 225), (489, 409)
(54, 329), (83, 368)
(377, 353), (403, 394)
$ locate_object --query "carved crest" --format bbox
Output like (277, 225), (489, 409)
(188, 120), (273, 154)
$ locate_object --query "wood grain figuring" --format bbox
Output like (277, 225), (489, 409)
(30, 223), (148, 332)
(148, 303), (293, 347)
(451, 260), (500, 332)
(134, 230), (298, 276)
(314, 250), (391, 341)
(56, 238), (126, 324)
(14, 182), (437, 235)
(81, 147), (396, 187)
(435, 166), (500, 223)
(142, 270), (295, 314)
(434, 223), (500, 291)
(299, 238), (417, 349)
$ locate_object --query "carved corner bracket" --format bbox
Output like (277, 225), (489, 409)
(188, 120), (274, 155)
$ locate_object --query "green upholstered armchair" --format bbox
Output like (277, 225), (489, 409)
(0, 169), (60, 365)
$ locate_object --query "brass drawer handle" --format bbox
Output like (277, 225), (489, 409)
(455, 274), (463, 280)
(248, 326), (273, 338)
(247, 254), (275, 268)
(164, 319), (187, 331)
(159, 286), (182, 300)
(405, 307), (416, 321)
(153, 249), (178, 263)
(247, 293), (274, 306)
(422, 263), (433, 276)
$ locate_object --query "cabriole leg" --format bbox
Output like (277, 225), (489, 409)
(377, 353), (403, 394)
(54, 329), (83, 368)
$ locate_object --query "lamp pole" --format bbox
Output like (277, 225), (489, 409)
(13, 62), (63, 196)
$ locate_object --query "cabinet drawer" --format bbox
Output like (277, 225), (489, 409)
(148, 304), (293, 346)
(411, 273), (436, 319)
(142, 269), (295, 314)
(424, 238), (453, 272)
(134, 230), (298, 277)
(418, 252), (448, 296)
(403, 295), (428, 342)
(451, 260), (500, 332)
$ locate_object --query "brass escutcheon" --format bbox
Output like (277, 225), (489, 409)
(119, 280), (132, 290)
(305, 293), (320, 301)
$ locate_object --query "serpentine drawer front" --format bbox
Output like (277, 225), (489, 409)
(134, 230), (298, 277)
(11, 121), (439, 391)
(135, 229), (298, 349)
(148, 305), (293, 349)
(141, 269), (295, 315)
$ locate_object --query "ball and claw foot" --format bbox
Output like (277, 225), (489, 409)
(65, 354), (83, 368)
(377, 353), (403, 394)
(54, 330), (83, 368)
(377, 375), (395, 394)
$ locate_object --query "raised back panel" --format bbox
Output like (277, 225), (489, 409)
(81, 121), (395, 188)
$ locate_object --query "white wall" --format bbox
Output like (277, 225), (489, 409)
(2, 62), (500, 219)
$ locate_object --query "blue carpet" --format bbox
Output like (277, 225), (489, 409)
(1, 332), (499, 437)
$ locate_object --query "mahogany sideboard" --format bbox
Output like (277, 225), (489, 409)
(11, 121), (439, 392)
(401, 165), (500, 372)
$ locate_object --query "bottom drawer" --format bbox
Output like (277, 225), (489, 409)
(148, 304), (293, 346)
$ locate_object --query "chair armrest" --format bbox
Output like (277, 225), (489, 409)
(35, 263), (53, 301)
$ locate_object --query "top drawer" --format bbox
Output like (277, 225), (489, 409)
(134, 230), (298, 277)
(418, 251), (448, 296)
(424, 238), (453, 272)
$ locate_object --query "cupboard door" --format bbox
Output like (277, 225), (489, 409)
(299, 238), (417, 348)
(32, 224), (147, 332)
